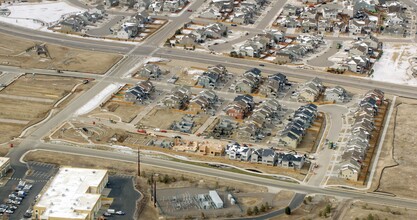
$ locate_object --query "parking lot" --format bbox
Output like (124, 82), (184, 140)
(98, 175), (141, 220)
(0, 162), (57, 219)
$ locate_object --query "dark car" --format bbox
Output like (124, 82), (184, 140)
(187, 9), (193, 12)
(259, 64), (265, 66)
(231, 24), (237, 26)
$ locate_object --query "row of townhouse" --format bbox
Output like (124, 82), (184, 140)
(274, 34), (324, 64)
(111, 0), (188, 11)
(293, 77), (324, 103)
(339, 89), (385, 181)
(259, 73), (288, 98)
(197, 64), (228, 89)
(224, 94), (255, 119)
(191, 23), (228, 43)
(116, 11), (152, 39)
(278, 104), (318, 149)
(276, 0), (411, 37)
(343, 35), (381, 74)
(237, 99), (282, 140)
(233, 68), (263, 94)
(163, 86), (192, 109)
(200, 0), (267, 24)
(125, 80), (155, 104)
(188, 90), (219, 113)
(59, 8), (105, 33)
(225, 143), (306, 169)
(232, 30), (285, 58)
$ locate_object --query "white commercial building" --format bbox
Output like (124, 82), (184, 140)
(0, 157), (11, 178)
(209, 190), (223, 209)
(33, 167), (109, 220)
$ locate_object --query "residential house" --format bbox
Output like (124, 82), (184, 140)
(295, 77), (324, 102)
(345, 55), (370, 74)
(278, 153), (305, 169)
(138, 63), (162, 78)
(259, 73), (287, 97)
(163, 86), (191, 109)
(324, 86), (350, 103)
(261, 148), (277, 166)
(124, 80), (154, 104)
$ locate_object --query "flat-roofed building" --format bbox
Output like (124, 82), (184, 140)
(0, 157), (11, 178)
(33, 167), (109, 220)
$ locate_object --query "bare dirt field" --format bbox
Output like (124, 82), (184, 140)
(0, 33), (122, 74)
(140, 108), (209, 133)
(372, 98), (417, 199)
(0, 74), (91, 144)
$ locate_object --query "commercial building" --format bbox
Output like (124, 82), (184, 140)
(0, 157), (11, 178)
(33, 167), (109, 220)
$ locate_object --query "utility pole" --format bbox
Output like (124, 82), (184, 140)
(137, 148), (140, 177)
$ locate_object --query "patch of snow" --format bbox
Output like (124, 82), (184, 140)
(181, 29), (193, 34)
(187, 69), (205, 75)
(111, 145), (134, 154)
(0, 2), (84, 28)
(264, 56), (275, 61)
(144, 57), (170, 63)
(372, 43), (417, 86)
(74, 83), (123, 116)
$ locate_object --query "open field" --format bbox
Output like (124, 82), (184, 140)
(372, 98), (417, 199)
(0, 33), (122, 74)
(341, 200), (417, 220)
(0, 74), (91, 144)
(272, 195), (341, 220)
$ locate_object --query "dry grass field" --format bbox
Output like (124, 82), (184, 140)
(373, 98), (417, 199)
(0, 75), (91, 143)
(0, 33), (122, 74)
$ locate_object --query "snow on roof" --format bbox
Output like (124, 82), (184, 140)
(0, 157), (10, 168)
(36, 167), (108, 219)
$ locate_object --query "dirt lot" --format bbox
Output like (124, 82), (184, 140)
(0, 74), (91, 144)
(139, 108), (209, 133)
(372, 98), (417, 199)
(0, 33), (122, 74)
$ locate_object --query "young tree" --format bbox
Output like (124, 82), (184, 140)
(253, 206), (259, 215)
(247, 207), (253, 216)
(285, 206), (291, 215)
(260, 204), (266, 213)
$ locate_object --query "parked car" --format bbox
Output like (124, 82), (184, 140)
(187, 9), (193, 12)
(115, 211), (126, 215)
(103, 212), (112, 217)
(231, 24), (237, 26)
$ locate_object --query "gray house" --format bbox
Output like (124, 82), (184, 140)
(138, 64), (162, 79)
(324, 86), (350, 103)
(261, 148), (277, 166)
